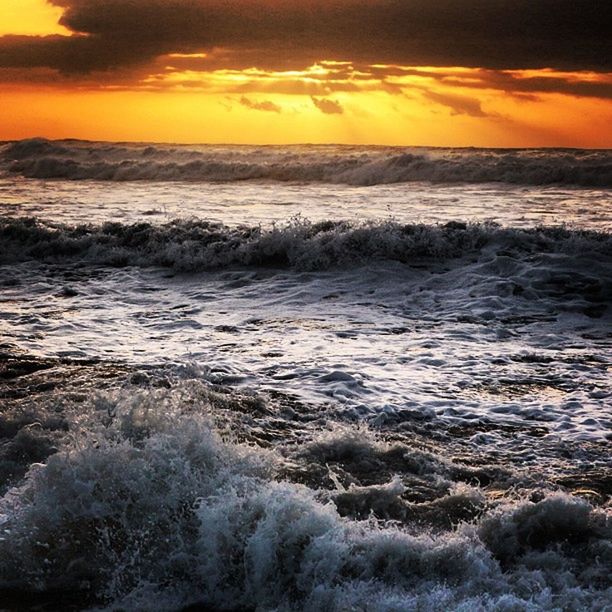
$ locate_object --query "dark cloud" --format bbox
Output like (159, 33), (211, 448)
(239, 96), (282, 112)
(311, 97), (343, 114)
(461, 71), (612, 101)
(373, 66), (612, 101)
(0, 0), (609, 79)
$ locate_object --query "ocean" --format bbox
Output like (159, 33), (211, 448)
(0, 138), (610, 611)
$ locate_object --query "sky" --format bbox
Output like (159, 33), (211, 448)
(1, 0), (611, 146)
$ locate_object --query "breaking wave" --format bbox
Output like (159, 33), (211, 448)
(1, 216), (610, 273)
(3, 138), (611, 186)
(0, 388), (610, 611)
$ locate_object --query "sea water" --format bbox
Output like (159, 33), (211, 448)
(0, 139), (610, 610)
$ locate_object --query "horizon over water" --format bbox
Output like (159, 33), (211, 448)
(4, 137), (612, 149)
(0, 138), (610, 611)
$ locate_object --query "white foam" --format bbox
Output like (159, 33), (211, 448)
(1, 392), (609, 610)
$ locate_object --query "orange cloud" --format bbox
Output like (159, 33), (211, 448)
(311, 97), (344, 114)
(239, 96), (282, 113)
(422, 91), (488, 117)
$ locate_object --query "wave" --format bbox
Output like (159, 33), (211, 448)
(1, 217), (610, 273)
(3, 138), (612, 186)
(1, 386), (610, 611)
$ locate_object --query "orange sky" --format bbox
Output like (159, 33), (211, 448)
(1, 0), (611, 146)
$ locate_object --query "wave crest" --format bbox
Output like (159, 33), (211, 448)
(1, 217), (610, 272)
(3, 139), (611, 186)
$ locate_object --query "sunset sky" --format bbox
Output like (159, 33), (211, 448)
(1, 0), (611, 146)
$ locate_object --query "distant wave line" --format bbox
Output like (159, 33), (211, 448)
(2, 138), (611, 187)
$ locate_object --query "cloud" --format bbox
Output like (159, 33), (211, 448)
(422, 91), (488, 117)
(468, 71), (612, 100)
(239, 96), (282, 113)
(311, 97), (343, 114)
(381, 66), (612, 101)
(128, 60), (612, 107)
(0, 0), (609, 81)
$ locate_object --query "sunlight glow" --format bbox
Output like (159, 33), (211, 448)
(0, 0), (70, 36)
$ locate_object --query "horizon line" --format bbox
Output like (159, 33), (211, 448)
(2, 136), (611, 151)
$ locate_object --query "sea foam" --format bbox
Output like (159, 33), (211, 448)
(1, 388), (609, 611)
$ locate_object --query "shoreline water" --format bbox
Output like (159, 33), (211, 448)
(1, 351), (610, 610)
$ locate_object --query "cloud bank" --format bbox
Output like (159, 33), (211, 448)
(0, 0), (609, 78)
